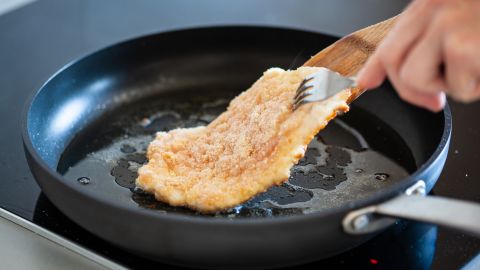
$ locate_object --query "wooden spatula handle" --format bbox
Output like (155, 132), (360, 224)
(303, 16), (397, 77)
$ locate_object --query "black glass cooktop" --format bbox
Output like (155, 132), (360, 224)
(1, 0), (479, 269)
(32, 192), (440, 269)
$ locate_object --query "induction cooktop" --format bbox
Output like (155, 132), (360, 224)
(1, 0), (479, 269)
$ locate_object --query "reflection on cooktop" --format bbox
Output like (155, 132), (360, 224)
(34, 193), (436, 269)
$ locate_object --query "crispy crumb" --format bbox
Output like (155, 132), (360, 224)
(136, 67), (351, 212)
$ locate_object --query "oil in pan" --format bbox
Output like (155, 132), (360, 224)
(57, 91), (415, 218)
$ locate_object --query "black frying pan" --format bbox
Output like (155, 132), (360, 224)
(22, 27), (480, 269)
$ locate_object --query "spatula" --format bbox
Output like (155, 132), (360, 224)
(294, 17), (397, 109)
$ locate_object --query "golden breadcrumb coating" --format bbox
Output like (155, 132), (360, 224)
(136, 67), (351, 212)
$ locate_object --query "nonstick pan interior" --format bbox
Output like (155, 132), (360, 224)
(24, 27), (449, 267)
(56, 88), (417, 218)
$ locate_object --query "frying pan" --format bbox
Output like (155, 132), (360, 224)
(22, 26), (480, 268)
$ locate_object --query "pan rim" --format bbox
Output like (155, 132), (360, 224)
(21, 25), (453, 226)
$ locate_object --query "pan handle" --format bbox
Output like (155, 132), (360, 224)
(343, 180), (480, 237)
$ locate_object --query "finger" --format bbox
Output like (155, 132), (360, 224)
(356, 53), (386, 89)
(399, 12), (448, 94)
(397, 85), (446, 112)
(459, 78), (480, 102)
(443, 23), (480, 102)
(388, 60), (446, 112)
(445, 64), (477, 102)
(446, 73), (479, 103)
(358, 0), (442, 89)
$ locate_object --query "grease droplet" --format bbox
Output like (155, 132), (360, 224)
(374, 173), (389, 181)
(77, 177), (90, 185)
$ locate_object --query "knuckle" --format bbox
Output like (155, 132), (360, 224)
(444, 32), (471, 61)
(434, 8), (461, 30)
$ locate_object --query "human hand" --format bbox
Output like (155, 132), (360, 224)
(357, 0), (480, 112)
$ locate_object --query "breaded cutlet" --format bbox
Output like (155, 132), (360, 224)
(136, 67), (352, 212)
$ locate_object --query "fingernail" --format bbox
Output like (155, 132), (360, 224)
(439, 92), (446, 108)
